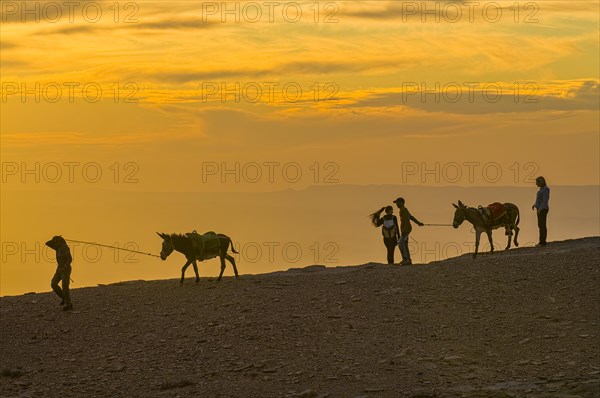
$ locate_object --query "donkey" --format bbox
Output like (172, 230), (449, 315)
(452, 200), (520, 257)
(157, 232), (239, 284)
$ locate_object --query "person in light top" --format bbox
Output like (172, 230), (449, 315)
(532, 176), (550, 247)
(370, 206), (400, 264)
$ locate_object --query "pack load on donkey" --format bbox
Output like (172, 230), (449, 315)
(478, 202), (508, 227)
(186, 230), (222, 261)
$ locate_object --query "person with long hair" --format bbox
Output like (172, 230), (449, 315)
(370, 205), (400, 264)
(532, 176), (550, 246)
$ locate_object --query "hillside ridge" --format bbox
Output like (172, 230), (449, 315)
(1, 237), (598, 398)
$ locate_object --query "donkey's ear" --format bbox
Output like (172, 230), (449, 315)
(452, 203), (458, 208)
(458, 200), (464, 207)
(157, 232), (164, 238)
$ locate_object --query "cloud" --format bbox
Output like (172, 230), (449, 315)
(35, 18), (217, 36)
(0, 40), (17, 50)
(128, 60), (398, 84)
(334, 81), (600, 114)
(0, 59), (30, 68)
(340, 0), (596, 22)
(0, 0), (99, 23)
(131, 19), (216, 30)
(45, 25), (98, 35)
(141, 68), (271, 84)
(0, 99), (200, 147)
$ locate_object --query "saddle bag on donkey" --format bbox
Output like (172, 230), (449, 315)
(487, 202), (507, 221)
(186, 231), (221, 261)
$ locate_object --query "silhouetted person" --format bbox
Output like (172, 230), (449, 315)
(370, 206), (400, 264)
(532, 176), (550, 246)
(394, 197), (424, 265)
(45, 236), (73, 310)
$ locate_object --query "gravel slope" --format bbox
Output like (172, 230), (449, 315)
(1, 237), (599, 398)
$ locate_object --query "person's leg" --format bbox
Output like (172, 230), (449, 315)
(403, 234), (412, 263)
(398, 235), (409, 262)
(61, 267), (72, 309)
(50, 269), (64, 304)
(538, 209), (548, 245)
(397, 236), (405, 261)
(384, 238), (395, 264)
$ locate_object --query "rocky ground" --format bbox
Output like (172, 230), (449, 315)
(1, 237), (599, 398)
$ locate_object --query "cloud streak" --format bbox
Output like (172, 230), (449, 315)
(335, 81), (600, 114)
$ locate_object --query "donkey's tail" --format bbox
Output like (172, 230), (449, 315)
(515, 208), (520, 226)
(228, 238), (239, 254)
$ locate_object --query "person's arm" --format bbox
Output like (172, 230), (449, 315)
(409, 212), (424, 227)
(393, 216), (400, 239)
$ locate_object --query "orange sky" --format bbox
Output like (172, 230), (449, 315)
(2, 1), (599, 188)
(1, 1), (599, 295)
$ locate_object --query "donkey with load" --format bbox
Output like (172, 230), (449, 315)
(452, 201), (520, 257)
(157, 230), (239, 284)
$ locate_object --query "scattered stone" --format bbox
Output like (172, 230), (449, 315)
(234, 364), (253, 372)
(1, 368), (22, 378)
(297, 389), (317, 397)
(159, 379), (195, 390)
(396, 348), (413, 357)
(443, 355), (464, 365)
(262, 367), (278, 373)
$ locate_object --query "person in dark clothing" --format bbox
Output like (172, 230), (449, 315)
(393, 197), (424, 265)
(532, 176), (550, 246)
(45, 236), (73, 311)
(370, 206), (400, 264)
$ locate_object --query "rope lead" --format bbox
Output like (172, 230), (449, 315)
(63, 239), (161, 258)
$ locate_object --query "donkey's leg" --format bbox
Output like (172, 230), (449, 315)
(225, 254), (239, 278)
(513, 224), (520, 247)
(486, 230), (494, 253)
(180, 260), (192, 285)
(192, 260), (200, 284)
(216, 240), (229, 282)
(505, 228), (512, 250)
(474, 231), (481, 258)
(217, 255), (226, 281)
